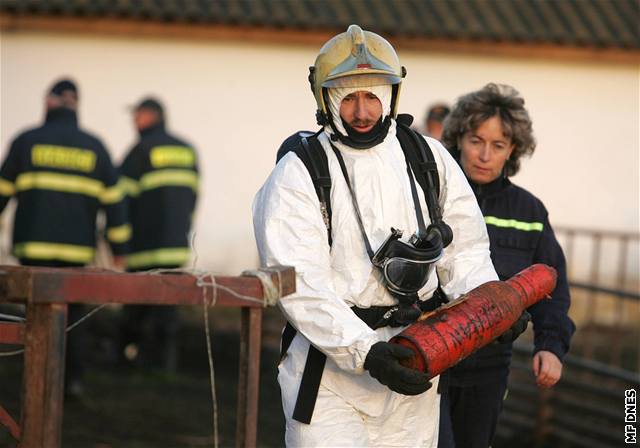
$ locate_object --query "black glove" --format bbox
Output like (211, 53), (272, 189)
(386, 303), (422, 328)
(495, 310), (531, 344)
(364, 341), (432, 395)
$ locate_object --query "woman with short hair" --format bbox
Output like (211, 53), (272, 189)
(439, 83), (575, 448)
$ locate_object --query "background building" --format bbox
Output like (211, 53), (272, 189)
(1, 0), (638, 281)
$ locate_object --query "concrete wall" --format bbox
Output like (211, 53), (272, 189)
(1, 31), (638, 280)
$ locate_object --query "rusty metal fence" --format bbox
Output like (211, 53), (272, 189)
(495, 226), (639, 447)
(497, 342), (639, 448)
(555, 226), (639, 371)
(0, 265), (295, 448)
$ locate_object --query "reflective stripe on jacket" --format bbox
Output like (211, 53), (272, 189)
(450, 174), (575, 386)
(119, 123), (198, 270)
(0, 108), (130, 264)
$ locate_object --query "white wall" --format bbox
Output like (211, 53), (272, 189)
(1, 31), (638, 279)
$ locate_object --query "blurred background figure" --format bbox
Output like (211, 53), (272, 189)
(438, 83), (575, 448)
(423, 103), (450, 140)
(0, 78), (130, 398)
(118, 97), (199, 373)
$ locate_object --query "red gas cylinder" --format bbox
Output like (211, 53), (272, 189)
(390, 264), (557, 377)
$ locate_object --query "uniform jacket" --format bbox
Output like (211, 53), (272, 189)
(450, 174), (576, 386)
(119, 122), (198, 270)
(0, 108), (129, 264)
(253, 120), (498, 421)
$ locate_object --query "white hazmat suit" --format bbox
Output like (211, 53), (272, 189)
(252, 86), (497, 447)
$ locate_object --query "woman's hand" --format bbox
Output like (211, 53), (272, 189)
(532, 350), (563, 388)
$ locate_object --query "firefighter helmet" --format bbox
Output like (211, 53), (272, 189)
(309, 24), (406, 124)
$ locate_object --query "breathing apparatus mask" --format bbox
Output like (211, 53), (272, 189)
(368, 224), (444, 326)
(372, 227), (443, 298)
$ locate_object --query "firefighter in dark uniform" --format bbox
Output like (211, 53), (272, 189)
(118, 97), (199, 372)
(0, 78), (130, 397)
(438, 83), (576, 448)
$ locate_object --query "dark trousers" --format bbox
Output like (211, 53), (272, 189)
(438, 378), (508, 448)
(119, 265), (181, 372)
(120, 304), (179, 371)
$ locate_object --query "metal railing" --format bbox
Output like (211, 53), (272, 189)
(555, 227), (639, 289)
(495, 226), (639, 447)
(0, 265), (295, 448)
(495, 342), (639, 448)
(555, 226), (639, 369)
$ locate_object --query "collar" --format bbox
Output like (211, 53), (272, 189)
(45, 107), (78, 126)
(468, 175), (511, 200)
(324, 118), (397, 154)
(138, 121), (165, 138)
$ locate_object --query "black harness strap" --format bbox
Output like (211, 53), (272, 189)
(395, 121), (441, 220)
(396, 120), (453, 246)
(283, 133), (333, 423)
(330, 143), (376, 260)
(298, 134), (333, 246)
(292, 344), (326, 423)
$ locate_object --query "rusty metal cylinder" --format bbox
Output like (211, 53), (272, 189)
(389, 264), (557, 377)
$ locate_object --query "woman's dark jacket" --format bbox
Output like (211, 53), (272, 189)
(450, 173), (576, 386)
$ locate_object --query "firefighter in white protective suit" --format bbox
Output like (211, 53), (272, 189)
(252, 24), (498, 447)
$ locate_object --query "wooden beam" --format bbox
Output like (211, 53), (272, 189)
(0, 404), (21, 442)
(0, 322), (24, 345)
(1, 13), (638, 65)
(0, 267), (32, 303)
(236, 307), (263, 448)
(20, 303), (67, 448)
(0, 265), (295, 307)
(0, 13), (337, 47)
(0, 265), (296, 447)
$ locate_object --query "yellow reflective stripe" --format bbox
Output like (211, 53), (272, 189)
(120, 176), (140, 197)
(14, 242), (95, 263)
(101, 181), (125, 204)
(107, 224), (131, 243)
(484, 216), (544, 232)
(150, 146), (195, 168)
(15, 172), (104, 198)
(0, 177), (15, 196)
(139, 169), (198, 192)
(126, 247), (190, 269)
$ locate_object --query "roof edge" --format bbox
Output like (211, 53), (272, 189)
(1, 13), (638, 66)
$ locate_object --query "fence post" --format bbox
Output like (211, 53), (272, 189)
(611, 235), (629, 366)
(583, 235), (602, 359)
(236, 307), (263, 448)
(20, 303), (67, 448)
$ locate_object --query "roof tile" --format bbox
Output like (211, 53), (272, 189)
(0, 0), (636, 49)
